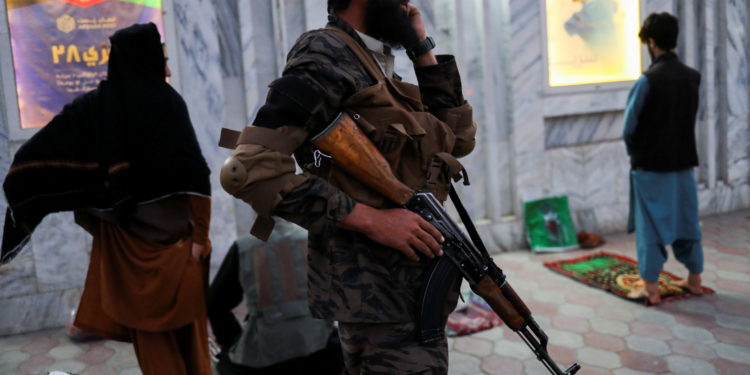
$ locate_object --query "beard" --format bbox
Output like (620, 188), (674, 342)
(363, 0), (420, 50)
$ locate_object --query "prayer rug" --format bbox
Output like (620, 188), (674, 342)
(544, 251), (714, 304)
(446, 296), (503, 336)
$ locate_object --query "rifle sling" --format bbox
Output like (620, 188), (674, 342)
(448, 184), (489, 258)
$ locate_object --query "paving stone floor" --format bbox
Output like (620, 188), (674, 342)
(1, 210), (748, 375)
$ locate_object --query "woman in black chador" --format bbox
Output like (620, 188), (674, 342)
(3, 23), (213, 375)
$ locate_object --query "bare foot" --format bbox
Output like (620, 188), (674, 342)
(670, 273), (703, 295)
(628, 281), (662, 305)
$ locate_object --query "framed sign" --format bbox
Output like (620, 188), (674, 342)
(543, 0), (642, 88)
(5, 0), (164, 129)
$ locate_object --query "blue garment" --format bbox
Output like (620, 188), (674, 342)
(623, 75), (649, 155)
(624, 75), (704, 282)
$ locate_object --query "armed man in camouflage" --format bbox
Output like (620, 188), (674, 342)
(220, 0), (477, 373)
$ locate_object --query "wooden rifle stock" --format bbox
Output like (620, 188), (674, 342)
(473, 277), (526, 330)
(312, 113), (414, 205)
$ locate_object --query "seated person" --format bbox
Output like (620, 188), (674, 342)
(207, 220), (344, 375)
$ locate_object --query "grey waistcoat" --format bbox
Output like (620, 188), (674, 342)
(228, 220), (332, 367)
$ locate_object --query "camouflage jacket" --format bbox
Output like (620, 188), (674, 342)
(226, 16), (475, 323)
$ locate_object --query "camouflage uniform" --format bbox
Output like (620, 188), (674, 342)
(223, 16), (476, 374)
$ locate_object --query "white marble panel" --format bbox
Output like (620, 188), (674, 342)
(457, 0), (487, 116)
(546, 147), (585, 207)
(453, 148), (488, 221)
(544, 142), (630, 225)
(240, 1), (279, 122)
(0, 0), (11, 243)
(214, 0), (243, 77)
(725, 0), (749, 116)
(0, 287), (81, 336)
(30, 213), (90, 292)
(590, 202), (630, 235)
(495, 138), (516, 217)
(514, 151), (553, 207)
(173, 0), (225, 168)
(303, 0), (328, 30)
(0, 138), (8, 245)
(456, 118), (489, 220)
(173, 0), (238, 265)
(284, 0), (307, 52)
(0, 144), (24, 252)
(238, 2), (259, 124)
(543, 89), (629, 118)
(698, 182), (750, 215)
(477, 219), (526, 253)
(208, 186), (238, 280)
(0, 0), (5, 30)
(727, 117), (750, 185)
(233, 199), (256, 236)
(432, 0), (457, 55)
(479, 0), (513, 219)
(513, 98), (545, 155)
(0, 250), (35, 299)
(724, 0), (750, 184)
(545, 111), (624, 148)
(699, 0), (719, 187)
(222, 77), (248, 130)
(509, 0), (545, 155)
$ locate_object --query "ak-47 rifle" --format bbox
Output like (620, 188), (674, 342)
(311, 113), (581, 375)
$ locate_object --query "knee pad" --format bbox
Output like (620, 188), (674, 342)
(220, 156), (247, 195)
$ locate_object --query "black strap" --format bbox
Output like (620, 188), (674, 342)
(448, 184), (490, 258)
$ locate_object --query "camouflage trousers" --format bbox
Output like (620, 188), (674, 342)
(338, 321), (448, 375)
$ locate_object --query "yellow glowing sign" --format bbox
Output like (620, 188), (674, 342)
(545, 0), (642, 87)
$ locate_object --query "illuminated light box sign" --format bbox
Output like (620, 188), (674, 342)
(545, 0), (642, 87)
(6, 0), (163, 129)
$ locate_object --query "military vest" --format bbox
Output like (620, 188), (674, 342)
(298, 27), (465, 208)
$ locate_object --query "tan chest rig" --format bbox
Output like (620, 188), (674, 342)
(300, 27), (468, 207)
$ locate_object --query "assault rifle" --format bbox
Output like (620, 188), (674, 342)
(312, 113), (580, 375)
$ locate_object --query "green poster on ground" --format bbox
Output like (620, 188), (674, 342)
(523, 196), (579, 252)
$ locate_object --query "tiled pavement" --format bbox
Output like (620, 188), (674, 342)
(1, 210), (749, 375)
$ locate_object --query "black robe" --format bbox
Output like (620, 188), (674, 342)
(2, 23), (210, 263)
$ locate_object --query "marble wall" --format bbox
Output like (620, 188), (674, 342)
(0, 0), (9, 242)
(170, 0), (237, 279)
(724, 0), (750, 185)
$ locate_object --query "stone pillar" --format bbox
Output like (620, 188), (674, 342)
(172, 0), (238, 277)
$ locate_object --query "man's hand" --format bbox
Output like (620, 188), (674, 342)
(402, 1), (427, 40)
(402, 2), (438, 67)
(340, 203), (444, 261)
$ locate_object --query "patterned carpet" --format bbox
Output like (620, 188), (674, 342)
(544, 251), (714, 304)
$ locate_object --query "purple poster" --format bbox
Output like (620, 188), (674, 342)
(5, 0), (164, 129)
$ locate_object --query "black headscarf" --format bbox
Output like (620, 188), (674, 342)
(2, 23), (210, 263)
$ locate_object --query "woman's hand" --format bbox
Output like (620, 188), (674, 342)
(191, 242), (206, 260)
